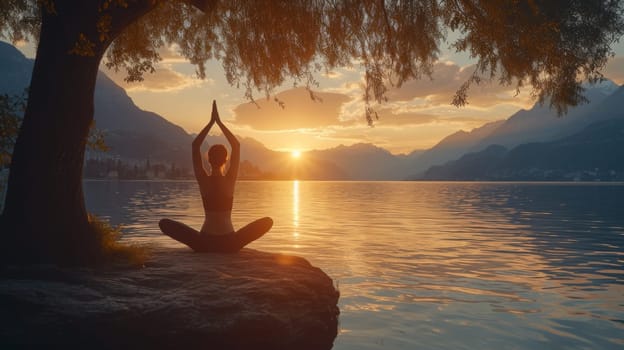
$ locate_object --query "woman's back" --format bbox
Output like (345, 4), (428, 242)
(159, 100), (271, 253)
(199, 176), (235, 235)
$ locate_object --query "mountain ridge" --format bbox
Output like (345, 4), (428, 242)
(412, 79), (623, 178)
(0, 41), (421, 180)
(421, 116), (624, 181)
(413, 119), (505, 174)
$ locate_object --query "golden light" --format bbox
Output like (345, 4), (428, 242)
(291, 150), (302, 158)
(293, 180), (299, 238)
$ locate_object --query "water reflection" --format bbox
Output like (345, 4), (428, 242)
(84, 181), (624, 350)
(293, 180), (299, 239)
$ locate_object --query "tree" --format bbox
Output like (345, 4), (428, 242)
(0, 91), (27, 169)
(0, 0), (622, 265)
(1, 90), (108, 169)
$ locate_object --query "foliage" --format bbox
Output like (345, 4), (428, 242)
(88, 213), (148, 267)
(87, 120), (110, 152)
(2, 1), (623, 124)
(0, 90), (108, 169)
(441, 0), (624, 115)
(0, 90), (26, 168)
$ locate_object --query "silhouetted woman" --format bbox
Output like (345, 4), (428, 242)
(159, 101), (273, 252)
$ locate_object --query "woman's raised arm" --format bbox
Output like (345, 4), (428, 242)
(213, 101), (240, 181)
(192, 107), (216, 182)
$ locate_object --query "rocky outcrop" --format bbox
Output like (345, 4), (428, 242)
(0, 247), (339, 349)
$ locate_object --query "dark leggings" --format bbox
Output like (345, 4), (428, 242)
(158, 217), (273, 253)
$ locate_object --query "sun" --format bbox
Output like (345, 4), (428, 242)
(291, 150), (302, 158)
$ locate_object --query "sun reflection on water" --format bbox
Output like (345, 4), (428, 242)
(293, 180), (300, 245)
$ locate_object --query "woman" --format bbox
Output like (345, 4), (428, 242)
(159, 101), (273, 253)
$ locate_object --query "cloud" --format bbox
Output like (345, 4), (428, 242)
(103, 63), (208, 92)
(321, 70), (343, 79)
(158, 44), (193, 64)
(386, 62), (534, 108)
(232, 87), (352, 130)
(306, 60), (535, 129)
(226, 49), (621, 153)
(386, 62), (463, 101)
(371, 108), (439, 127)
(330, 95), (505, 129)
(604, 56), (624, 85)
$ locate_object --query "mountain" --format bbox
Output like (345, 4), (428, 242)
(0, 42), (33, 95)
(0, 41), (194, 166)
(413, 119), (504, 173)
(93, 72), (193, 165)
(422, 144), (509, 180)
(231, 137), (349, 180)
(587, 85), (624, 120)
(411, 80), (622, 176)
(308, 143), (423, 180)
(472, 80), (620, 150)
(235, 140), (423, 180)
(422, 116), (624, 181)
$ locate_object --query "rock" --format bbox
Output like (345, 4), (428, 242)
(0, 247), (340, 349)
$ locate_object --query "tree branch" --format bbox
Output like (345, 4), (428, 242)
(186, 0), (218, 13)
(105, 0), (160, 44)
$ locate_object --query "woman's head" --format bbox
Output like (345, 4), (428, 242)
(208, 144), (228, 173)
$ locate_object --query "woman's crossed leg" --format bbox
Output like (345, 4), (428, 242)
(159, 217), (273, 253)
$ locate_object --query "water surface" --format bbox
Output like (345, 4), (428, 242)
(85, 181), (624, 349)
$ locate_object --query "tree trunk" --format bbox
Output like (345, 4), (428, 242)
(1, 3), (107, 265)
(0, 1), (169, 265)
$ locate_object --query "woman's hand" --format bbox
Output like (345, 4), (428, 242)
(211, 100), (221, 124)
(193, 100), (219, 182)
(210, 99), (239, 180)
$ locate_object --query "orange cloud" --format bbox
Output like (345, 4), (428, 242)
(102, 63), (206, 92)
(372, 108), (439, 126)
(232, 87), (352, 130)
(387, 62), (533, 108)
(158, 44), (188, 63)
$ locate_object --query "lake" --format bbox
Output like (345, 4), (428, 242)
(84, 180), (624, 349)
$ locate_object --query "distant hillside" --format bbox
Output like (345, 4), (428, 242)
(0, 42), (33, 95)
(231, 137), (349, 180)
(586, 85), (624, 121)
(413, 120), (504, 173)
(412, 80), (623, 177)
(421, 117), (624, 181)
(308, 143), (423, 180)
(472, 80), (620, 150)
(235, 140), (423, 180)
(93, 72), (196, 167)
(0, 41), (194, 166)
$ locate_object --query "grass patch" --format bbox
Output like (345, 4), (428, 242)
(88, 214), (149, 267)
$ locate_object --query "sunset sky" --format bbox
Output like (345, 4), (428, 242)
(14, 38), (624, 155)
